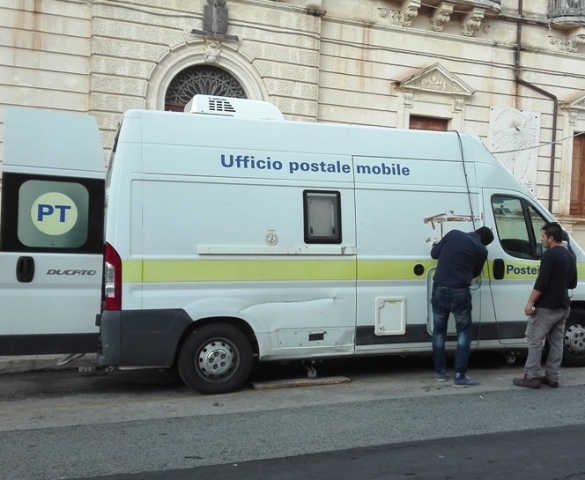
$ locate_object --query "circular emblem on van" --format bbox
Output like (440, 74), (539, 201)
(265, 233), (279, 245)
(31, 192), (78, 236)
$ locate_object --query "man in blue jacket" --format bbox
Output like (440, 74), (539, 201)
(431, 226), (494, 387)
(513, 222), (577, 389)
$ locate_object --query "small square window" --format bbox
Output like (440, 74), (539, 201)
(303, 190), (341, 244)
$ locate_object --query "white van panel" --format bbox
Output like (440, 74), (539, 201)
(0, 107), (104, 355)
(3, 107), (104, 177)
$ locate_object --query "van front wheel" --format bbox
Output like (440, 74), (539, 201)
(178, 323), (253, 394)
(562, 309), (585, 367)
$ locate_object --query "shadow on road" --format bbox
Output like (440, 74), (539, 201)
(0, 351), (526, 400)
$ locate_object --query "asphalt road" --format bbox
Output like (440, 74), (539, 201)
(71, 425), (585, 480)
(1, 354), (585, 480)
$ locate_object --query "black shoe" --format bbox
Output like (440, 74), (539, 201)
(513, 375), (541, 389)
(540, 377), (559, 388)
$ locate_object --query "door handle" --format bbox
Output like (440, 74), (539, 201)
(493, 258), (504, 280)
(16, 256), (35, 283)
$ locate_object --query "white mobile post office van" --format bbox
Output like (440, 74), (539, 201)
(97, 95), (585, 394)
(0, 108), (105, 356)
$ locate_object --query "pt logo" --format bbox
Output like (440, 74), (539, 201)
(31, 192), (78, 236)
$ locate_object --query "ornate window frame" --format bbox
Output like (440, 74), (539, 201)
(145, 40), (268, 110)
(558, 93), (585, 218)
(394, 63), (475, 132)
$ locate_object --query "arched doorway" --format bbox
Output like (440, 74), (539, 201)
(164, 65), (247, 111)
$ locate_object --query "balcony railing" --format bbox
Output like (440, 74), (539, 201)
(548, 0), (585, 27)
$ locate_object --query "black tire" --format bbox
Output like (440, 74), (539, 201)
(562, 309), (585, 367)
(178, 323), (253, 394)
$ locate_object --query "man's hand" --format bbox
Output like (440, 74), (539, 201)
(524, 304), (535, 316)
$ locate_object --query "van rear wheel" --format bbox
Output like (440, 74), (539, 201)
(178, 323), (253, 394)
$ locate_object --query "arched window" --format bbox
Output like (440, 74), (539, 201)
(164, 65), (246, 111)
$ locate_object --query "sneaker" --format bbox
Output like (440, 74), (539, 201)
(540, 377), (559, 388)
(435, 372), (447, 382)
(453, 376), (480, 388)
(513, 375), (541, 389)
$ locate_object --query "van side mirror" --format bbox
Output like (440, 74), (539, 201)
(535, 243), (543, 258)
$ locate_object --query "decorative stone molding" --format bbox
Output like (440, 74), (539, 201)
(561, 93), (585, 125)
(204, 40), (221, 63)
(549, 33), (585, 52)
(396, 63), (475, 97)
(462, 8), (485, 37)
(395, 64), (474, 130)
(453, 97), (465, 112)
(379, 0), (421, 27)
(431, 2), (454, 32)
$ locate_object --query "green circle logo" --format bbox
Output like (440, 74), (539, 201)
(31, 192), (78, 235)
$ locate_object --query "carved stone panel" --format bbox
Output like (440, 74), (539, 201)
(396, 63), (474, 97)
(203, 0), (228, 35)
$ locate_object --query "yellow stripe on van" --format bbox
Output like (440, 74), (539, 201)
(121, 259), (585, 283)
(122, 260), (143, 283)
(134, 259), (356, 283)
(357, 260), (437, 280)
(122, 259), (436, 283)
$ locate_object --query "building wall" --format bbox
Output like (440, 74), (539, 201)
(1, 0), (585, 242)
(0, 0), (93, 165)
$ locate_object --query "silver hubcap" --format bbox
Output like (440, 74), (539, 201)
(565, 323), (585, 355)
(198, 340), (235, 378)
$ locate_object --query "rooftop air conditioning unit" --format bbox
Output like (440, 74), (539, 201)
(184, 95), (284, 121)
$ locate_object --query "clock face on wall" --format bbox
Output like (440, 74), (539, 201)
(488, 107), (541, 193)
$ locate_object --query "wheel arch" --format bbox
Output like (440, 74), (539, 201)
(570, 301), (585, 313)
(173, 316), (259, 366)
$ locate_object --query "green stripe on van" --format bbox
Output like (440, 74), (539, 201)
(135, 259), (356, 283)
(123, 259), (435, 283)
(121, 259), (585, 283)
(357, 260), (437, 280)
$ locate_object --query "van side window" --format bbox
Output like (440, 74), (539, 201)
(0, 173), (104, 254)
(303, 190), (342, 244)
(491, 195), (546, 259)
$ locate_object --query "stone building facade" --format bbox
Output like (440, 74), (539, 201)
(1, 0), (585, 242)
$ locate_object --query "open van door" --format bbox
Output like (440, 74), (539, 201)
(0, 107), (105, 355)
(484, 191), (546, 344)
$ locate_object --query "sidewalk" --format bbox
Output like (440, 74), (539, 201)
(0, 354), (98, 374)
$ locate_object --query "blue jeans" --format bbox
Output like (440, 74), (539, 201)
(431, 285), (472, 379)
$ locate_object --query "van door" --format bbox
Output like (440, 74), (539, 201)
(0, 107), (105, 355)
(485, 191), (547, 343)
(352, 160), (489, 353)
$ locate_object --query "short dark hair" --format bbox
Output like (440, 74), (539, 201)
(475, 226), (494, 246)
(542, 222), (563, 243)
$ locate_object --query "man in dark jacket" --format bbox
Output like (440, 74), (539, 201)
(513, 222), (577, 389)
(431, 226), (494, 387)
